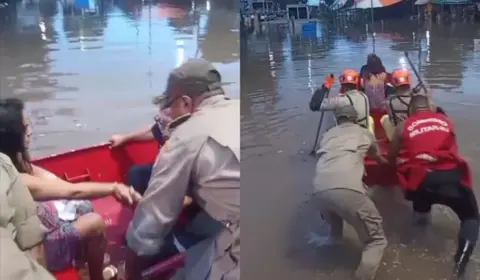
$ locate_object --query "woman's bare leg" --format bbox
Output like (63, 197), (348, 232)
(73, 213), (106, 280)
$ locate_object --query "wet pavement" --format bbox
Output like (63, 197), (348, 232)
(0, 0), (239, 156)
(242, 21), (480, 280)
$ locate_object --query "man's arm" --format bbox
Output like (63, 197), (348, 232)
(366, 134), (388, 164)
(310, 87), (329, 111)
(310, 75), (335, 111)
(126, 137), (200, 256)
(124, 125), (156, 142)
(388, 121), (405, 165)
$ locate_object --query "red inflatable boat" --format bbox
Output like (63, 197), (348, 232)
(32, 140), (188, 280)
(363, 109), (399, 187)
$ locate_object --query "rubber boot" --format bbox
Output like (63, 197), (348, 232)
(454, 219), (479, 277)
(453, 239), (474, 278)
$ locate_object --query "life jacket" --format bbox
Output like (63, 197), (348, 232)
(397, 110), (471, 191)
(342, 89), (370, 129)
(387, 94), (411, 126)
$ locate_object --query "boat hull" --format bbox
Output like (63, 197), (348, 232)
(33, 141), (188, 280)
(363, 110), (399, 187)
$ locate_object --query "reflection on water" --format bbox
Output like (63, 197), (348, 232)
(242, 21), (480, 280)
(0, 0), (239, 156)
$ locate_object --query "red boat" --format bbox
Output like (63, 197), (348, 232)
(33, 140), (189, 280)
(363, 109), (399, 187)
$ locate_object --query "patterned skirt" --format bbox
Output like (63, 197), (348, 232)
(37, 200), (93, 271)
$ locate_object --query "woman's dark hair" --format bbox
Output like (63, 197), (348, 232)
(362, 53), (386, 77)
(0, 98), (32, 174)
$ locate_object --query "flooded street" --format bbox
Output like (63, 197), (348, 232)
(0, 0), (239, 156)
(242, 21), (480, 279)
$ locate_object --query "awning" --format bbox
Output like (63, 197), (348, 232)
(430, 0), (471, 4)
(157, 4), (189, 19)
(414, 0), (429, 5)
(354, 0), (403, 9)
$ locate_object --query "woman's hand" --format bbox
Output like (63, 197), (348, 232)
(112, 183), (135, 205)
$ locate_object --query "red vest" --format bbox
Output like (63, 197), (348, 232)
(397, 110), (471, 190)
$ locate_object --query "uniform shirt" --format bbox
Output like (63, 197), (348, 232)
(314, 123), (376, 194)
(0, 227), (55, 280)
(0, 153), (45, 250)
(0, 153), (54, 280)
(126, 96), (240, 256)
(389, 111), (470, 189)
(320, 90), (370, 128)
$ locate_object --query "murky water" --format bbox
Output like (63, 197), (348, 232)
(242, 20), (480, 280)
(0, 0), (239, 156)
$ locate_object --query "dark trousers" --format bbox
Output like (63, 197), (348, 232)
(127, 163), (205, 254)
(408, 168), (480, 257)
(127, 163), (154, 195)
(153, 228), (205, 261)
(410, 168), (479, 220)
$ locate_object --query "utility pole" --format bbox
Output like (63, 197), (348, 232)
(370, 0), (375, 53)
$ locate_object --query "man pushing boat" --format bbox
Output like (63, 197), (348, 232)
(381, 68), (415, 141)
(381, 68), (442, 141)
(312, 104), (388, 280)
(389, 95), (480, 277)
(124, 59), (240, 280)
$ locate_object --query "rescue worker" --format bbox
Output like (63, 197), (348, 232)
(381, 68), (413, 141)
(0, 152), (56, 280)
(310, 70), (374, 133)
(381, 69), (444, 140)
(389, 95), (480, 277)
(125, 59), (240, 280)
(313, 105), (388, 280)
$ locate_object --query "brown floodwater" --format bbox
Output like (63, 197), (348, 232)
(241, 20), (480, 280)
(0, 0), (239, 156)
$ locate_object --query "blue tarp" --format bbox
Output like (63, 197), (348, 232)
(74, 0), (90, 9)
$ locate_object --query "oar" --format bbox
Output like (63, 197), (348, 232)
(404, 51), (446, 114)
(309, 74), (335, 155)
(404, 51), (427, 93)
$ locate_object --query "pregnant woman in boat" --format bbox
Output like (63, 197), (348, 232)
(360, 54), (390, 110)
(0, 98), (141, 280)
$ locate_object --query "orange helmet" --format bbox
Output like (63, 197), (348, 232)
(339, 69), (360, 85)
(391, 69), (412, 87)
